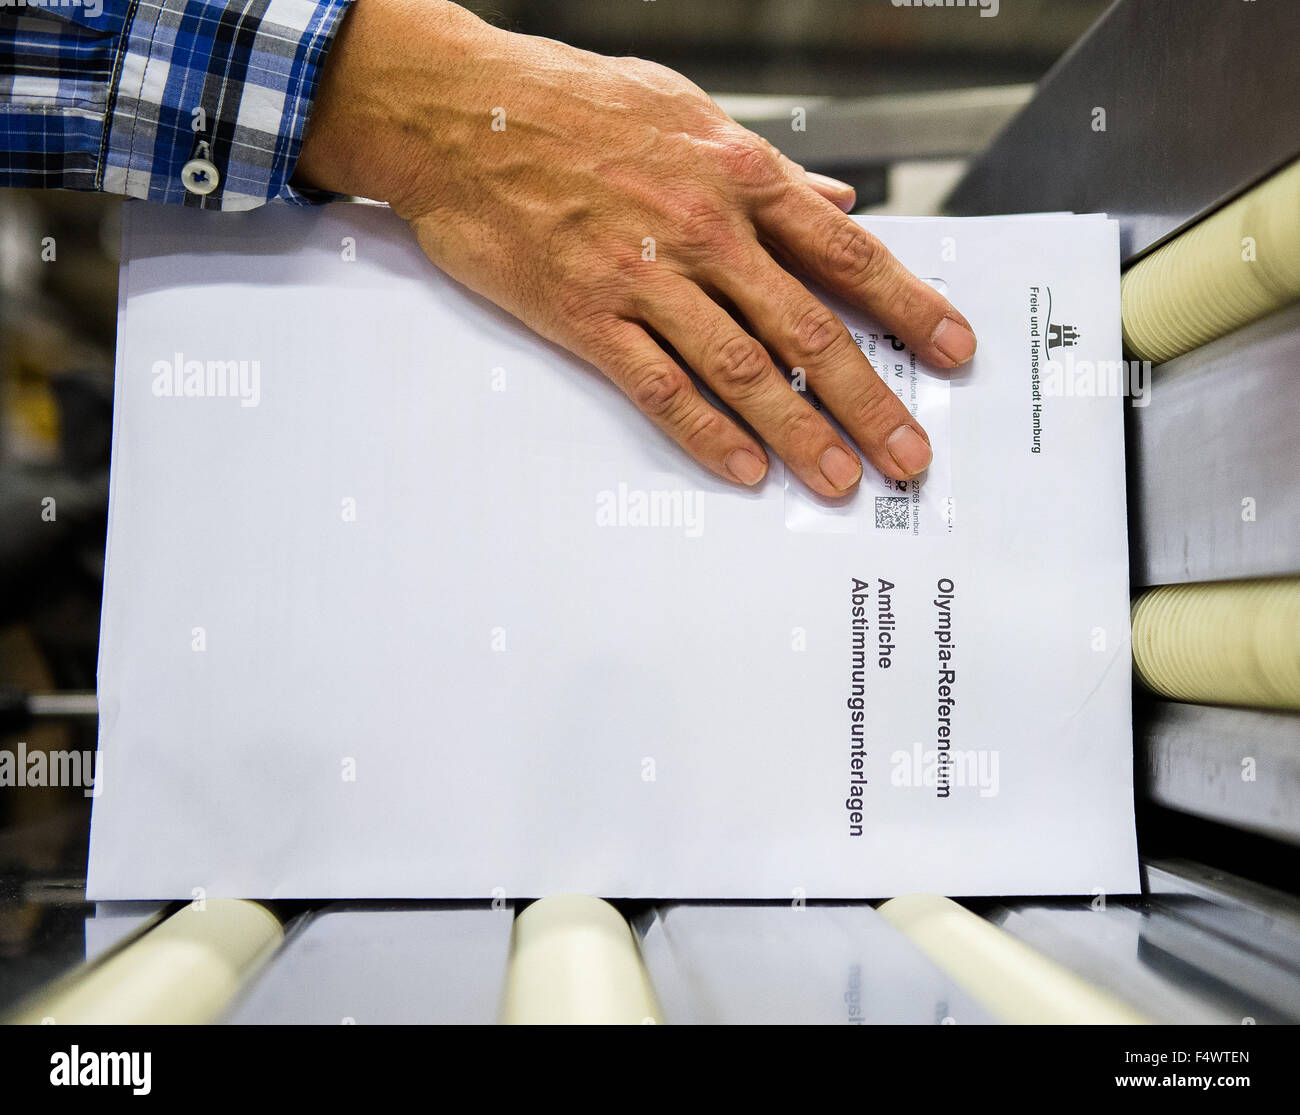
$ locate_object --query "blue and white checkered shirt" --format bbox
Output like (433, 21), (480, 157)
(0, 0), (352, 209)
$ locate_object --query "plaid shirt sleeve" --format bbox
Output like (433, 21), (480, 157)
(1, 0), (353, 210)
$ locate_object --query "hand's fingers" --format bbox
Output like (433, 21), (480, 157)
(803, 171), (856, 213)
(767, 145), (854, 212)
(755, 188), (977, 369)
(637, 282), (865, 498)
(577, 318), (770, 487)
(707, 246), (931, 481)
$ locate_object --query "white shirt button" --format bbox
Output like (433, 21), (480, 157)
(181, 157), (220, 196)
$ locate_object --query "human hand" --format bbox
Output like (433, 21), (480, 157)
(295, 0), (977, 494)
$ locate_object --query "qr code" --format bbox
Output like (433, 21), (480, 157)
(874, 496), (910, 531)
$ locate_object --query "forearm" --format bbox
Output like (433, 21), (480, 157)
(296, 0), (490, 207)
(0, 0), (352, 209)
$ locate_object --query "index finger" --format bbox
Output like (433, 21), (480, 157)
(755, 187), (977, 370)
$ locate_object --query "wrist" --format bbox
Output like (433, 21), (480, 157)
(294, 0), (494, 206)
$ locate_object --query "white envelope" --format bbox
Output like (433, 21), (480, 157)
(88, 201), (1139, 899)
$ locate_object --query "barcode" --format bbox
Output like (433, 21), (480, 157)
(874, 496), (910, 531)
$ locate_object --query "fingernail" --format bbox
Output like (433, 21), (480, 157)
(726, 448), (767, 486)
(931, 316), (977, 365)
(819, 445), (862, 491)
(887, 424), (932, 476)
(806, 171), (855, 197)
